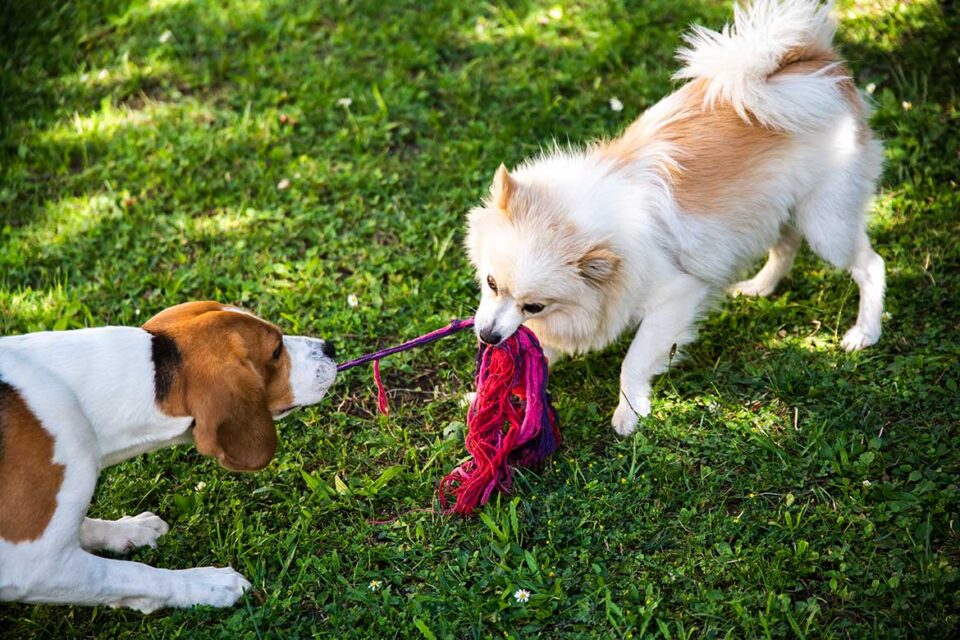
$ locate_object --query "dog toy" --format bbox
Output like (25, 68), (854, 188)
(336, 318), (560, 515)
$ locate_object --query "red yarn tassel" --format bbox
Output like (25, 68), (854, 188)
(373, 360), (389, 415)
(438, 326), (559, 515)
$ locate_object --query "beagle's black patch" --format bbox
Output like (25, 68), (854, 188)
(148, 331), (182, 403)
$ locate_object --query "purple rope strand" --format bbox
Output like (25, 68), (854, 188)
(336, 318), (476, 372)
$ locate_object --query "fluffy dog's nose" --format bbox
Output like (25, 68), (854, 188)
(478, 327), (502, 345)
(320, 340), (336, 359)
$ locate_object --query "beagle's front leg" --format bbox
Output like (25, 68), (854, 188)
(20, 548), (251, 612)
(80, 513), (170, 554)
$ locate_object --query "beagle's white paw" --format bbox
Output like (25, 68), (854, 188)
(177, 566), (251, 609)
(80, 512), (170, 554)
(119, 566), (251, 613)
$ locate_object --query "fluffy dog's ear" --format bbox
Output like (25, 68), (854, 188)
(578, 246), (621, 286)
(490, 163), (517, 213)
(190, 362), (277, 472)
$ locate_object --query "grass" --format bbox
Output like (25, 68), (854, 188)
(1, 0), (958, 637)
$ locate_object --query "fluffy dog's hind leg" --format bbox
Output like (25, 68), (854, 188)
(840, 237), (885, 350)
(730, 223), (802, 297)
(795, 139), (885, 351)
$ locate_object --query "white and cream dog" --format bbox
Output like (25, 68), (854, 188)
(0, 301), (337, 612)
(467, 0), (885, 436)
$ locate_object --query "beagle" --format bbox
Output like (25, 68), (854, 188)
(0, 302), (336, 612)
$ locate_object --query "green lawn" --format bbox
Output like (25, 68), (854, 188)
(1, 0), (958, 637)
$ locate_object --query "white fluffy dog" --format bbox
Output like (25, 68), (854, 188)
(466, 0), (885, 435)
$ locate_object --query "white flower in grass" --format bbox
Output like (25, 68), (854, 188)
(513, 588), (531, 603)
(195, 481), (206, 491)
(609, 97), (624, 112)
(337, 97), (353, 108)
(548, 6), (563, 20)
(347, 293), (359, 308)
(866, 82), (876, 95)
(159, 30), (173, 44)
(901, 100), (912, 111)
(862, 479), (872, 487)
(277, 178), (291, 190)
(368, 579), (383, 591)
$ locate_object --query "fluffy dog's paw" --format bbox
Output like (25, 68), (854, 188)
(176, 567), (251, 609)
(729, 278), (774, 298)
(612, 405), (638, 436)
(841, 325), (879, 351)
(612, 395), (651, 436)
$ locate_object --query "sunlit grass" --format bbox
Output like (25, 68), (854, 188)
(1, 0), (957, 637)
(12, 194), (124, 247)
(0, 285), (93, 333)
(839, 0), (944, 52)
(36, 101), (164, 148)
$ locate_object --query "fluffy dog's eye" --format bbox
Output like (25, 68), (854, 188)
(486, 275), (498, 295)
(272, 343), (283, 360)
(522, 303), (545, 314)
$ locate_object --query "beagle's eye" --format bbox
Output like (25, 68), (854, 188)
(486, 275), (498, 295)
(522, 303), (545, 314)
(272, 343), (283, 360)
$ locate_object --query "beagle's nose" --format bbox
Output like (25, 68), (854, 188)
(478, 327), (502, 345)
(320, 340), (336, 359)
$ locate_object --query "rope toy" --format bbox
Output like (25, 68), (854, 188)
(336, 318), (560, 515)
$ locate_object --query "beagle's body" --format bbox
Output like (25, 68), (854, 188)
(0, 302), (336, 612)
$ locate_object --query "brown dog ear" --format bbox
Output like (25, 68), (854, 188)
(578, 246), (621, 287)
(490, 163), (517, 213)
(189, 363), (277, 472)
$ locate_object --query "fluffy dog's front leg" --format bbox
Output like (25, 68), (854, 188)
(541, 344), (562, 369)
(612, 275), (710, 436)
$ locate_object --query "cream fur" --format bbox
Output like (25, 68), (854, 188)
(466, 0), (885, 435)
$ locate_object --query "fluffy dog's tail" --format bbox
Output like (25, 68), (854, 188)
(674, 0), (850, 132)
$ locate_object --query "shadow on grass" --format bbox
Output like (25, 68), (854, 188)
(837, 1), (959, 188)
(837, 0), (959, 105)
(1, 2), (958, 633)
